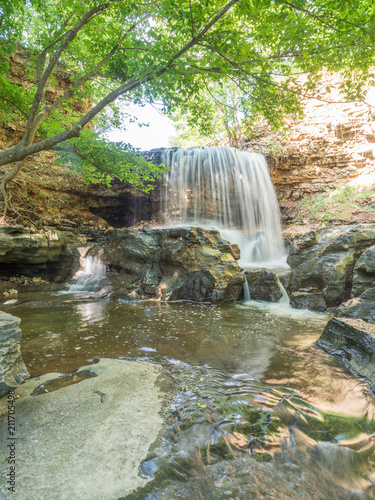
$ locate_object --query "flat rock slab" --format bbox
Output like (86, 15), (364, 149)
(317, 317), (375, 391)
(0, 358), (168, 500)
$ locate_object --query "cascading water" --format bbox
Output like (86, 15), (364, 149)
(64, 249), (107, 294)
(161, 147), (286, 266)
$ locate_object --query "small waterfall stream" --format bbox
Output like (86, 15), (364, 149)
(161, 147), (286, 266)
(64, 249), (107, 294)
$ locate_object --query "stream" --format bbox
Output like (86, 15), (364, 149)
(2, 287), (375, 499)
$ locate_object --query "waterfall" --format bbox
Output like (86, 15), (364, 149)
(161, 147), (286, 266)
(63, 249), (107, 294)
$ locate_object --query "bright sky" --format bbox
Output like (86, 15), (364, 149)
(106, 103), (176, 151)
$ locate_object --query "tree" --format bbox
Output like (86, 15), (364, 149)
(170, 81), (247, 147)
(0, 0), (374, 216)
(171, 0), (375, 145)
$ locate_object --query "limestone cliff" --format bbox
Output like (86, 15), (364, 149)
(243, 74), (375, 203)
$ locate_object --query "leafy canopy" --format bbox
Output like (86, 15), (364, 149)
(0, 0), (374, 187)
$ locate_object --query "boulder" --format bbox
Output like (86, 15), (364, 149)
(287, 225), (375, 310)
(0, 311), (29, 398)
(245, 269), (283, 302)
(335, 287), (375, 323)
(317, 317), (375, 391)
(105, 227), (245, 304)
(0, 225), (80, 282)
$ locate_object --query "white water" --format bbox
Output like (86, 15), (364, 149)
(161, 147), (286, 267)
(64, 250), (107, 294)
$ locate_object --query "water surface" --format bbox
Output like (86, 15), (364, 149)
(2, 292), (375, 498)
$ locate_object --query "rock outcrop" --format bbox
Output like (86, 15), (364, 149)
(351, 244), (375, 297)
(245, 269), (283, 302)
(287, 224), (375, 311)
(105, 227), (245, 304)
(0, 311), (29, 397)
(317, 317), (375, 392)
(289, 289), (327, 312)
(0, 225), (80, 283)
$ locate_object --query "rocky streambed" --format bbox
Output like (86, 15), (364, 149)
(1, 223), (375, 498)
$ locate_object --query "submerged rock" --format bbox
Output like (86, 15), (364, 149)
(317, 317), (375, 392)
(105, 227), (245, 304)
(0, 311), (29, 397)
(245, 269), (282, 302)
(287, 224), (375, 310)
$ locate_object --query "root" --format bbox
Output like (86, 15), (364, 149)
(0, 160), (26, 220)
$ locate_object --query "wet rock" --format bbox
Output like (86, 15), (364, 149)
(289, 289), (327, 312)
(352, 245), (375, 297)
(105, 227), (245, 304)
(317, 317), (375, 392)
(245, 269), (282, 302)
(335, 287), (375, 324)
(0, 225), (80, 282)
(277, 270), (291, 291)
(0, 311), (29, 398)
(287, 225), (375, 310)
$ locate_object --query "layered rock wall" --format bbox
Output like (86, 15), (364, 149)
(244, 75), (375, 202)
(0, 225), (81, 285)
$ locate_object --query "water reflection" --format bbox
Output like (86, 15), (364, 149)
(75, 301), (107, 326)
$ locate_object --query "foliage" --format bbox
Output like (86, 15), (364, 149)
(168, 0), (375, 144)
(170, 81), (249, 147)
(56, 131), (166, 191)
(297, 184), (375, 223)
(0, 0), (374, 196)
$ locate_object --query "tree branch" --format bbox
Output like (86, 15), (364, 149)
(0, 0), (240, 167)
(280, 0), (373, 37)
(21, 2), (110, 147)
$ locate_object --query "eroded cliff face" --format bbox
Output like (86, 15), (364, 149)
(244, 74), (375, 203)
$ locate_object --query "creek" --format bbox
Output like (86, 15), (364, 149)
(2, 288), (375, 499)
(2, 146), (375, 498)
